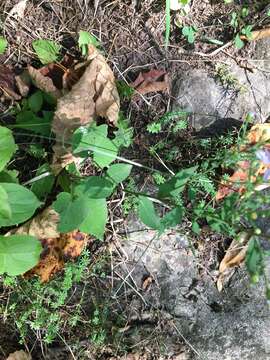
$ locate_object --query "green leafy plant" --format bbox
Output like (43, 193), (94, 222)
(147, 110), (188, 135)
(229, 5), (253, 49)
(0, 126), (42, 275)
(0, 36), (7, 54)
(78, 30), (100, 55)
(182, 25), (197, 44)
(139, 112), (270, 296)
(32, 39), (61, 64)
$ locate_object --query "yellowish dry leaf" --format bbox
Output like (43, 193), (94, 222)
(246, 123), (270, 145)
(52, 46), (119, 173)
(241, 27), (270, 42)
(217, 232), (250, 291)
(219, 240), (248, 274)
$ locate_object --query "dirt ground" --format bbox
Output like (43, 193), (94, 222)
(0, 0), (270, 359)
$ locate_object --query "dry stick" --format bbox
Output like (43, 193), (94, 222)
(193, 40), (234, 58)
(171, 322), (205, 359)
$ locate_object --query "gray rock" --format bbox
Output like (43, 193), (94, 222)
(117, 223), (270, 360)
(173, 46), (270, 132)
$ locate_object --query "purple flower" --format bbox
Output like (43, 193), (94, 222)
(256, 148), (270, 164)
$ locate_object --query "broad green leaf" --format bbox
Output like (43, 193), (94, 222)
(31, 163), (55, 200)
(0, 183), (41, 227)
(78, 31), (99, 56)
(160, 207), (183, 232)
(73, 124), (118, 168)
(32, 39), (61, 64)
(16, 110), (52, 136)
(0, 235), (42, 276)
(28, 91), (43, 113)
(0, 170), (18, 183)
(79, 198), (107, 239)
(53, 192), (89, 233)
(0, 185), (11, 220)
(158, 166), (198, 198)
(74, 176), (114, 199)
(106, 164), (132, 184)
(138, 196), (160, 230)
(192, 221), (201, 234)
(0, 126), (17, 172)
(0, 37), (7, 54)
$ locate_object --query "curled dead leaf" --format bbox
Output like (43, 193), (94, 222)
(15, 71), (31, 97)
(39, 54), (77, 90)
(142, 275), (154, 290)
(217, 232), (250, 291)
(52, 49), (119, 173)
(27, 65), (61, 99)
(7, 208), (90, 282)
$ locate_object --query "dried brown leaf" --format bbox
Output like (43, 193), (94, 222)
(52, 50), (119, 173)
(7, 208), (90, 282)
(241, 27), (270, 42)
(219, 240), (248, 274)
(216, 161), (250, 200)
(39, 55), (76, 90)
(131, 69), (169, 95)
(15, 71), (31, 97)
(6, 350), (31, 360)
(131, 69), (166, 87)
(142, 275), (154, 290)
(217, 232), (250, 291)
(27, 65), (61, 99)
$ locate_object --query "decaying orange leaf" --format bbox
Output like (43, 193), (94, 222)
(217, 232), (250, 291)
(131, 69), (169, 95)
(216, 124), (270, 201)
(216, 161), (251, 200)
(240, 27), (270, 42)
(7, 208), (90, 282)
(52, 45), (120, 173)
